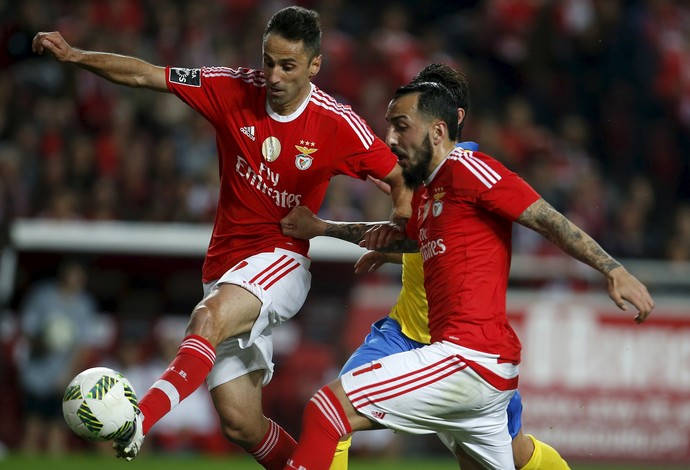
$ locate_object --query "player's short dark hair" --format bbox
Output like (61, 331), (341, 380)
(264, 6), (322, 60)
(393, 81), (459, 143)
(411, 63), (469, 141)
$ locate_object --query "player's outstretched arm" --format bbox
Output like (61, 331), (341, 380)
(280, 205), (384, 244)
(32, 31), (168, 92)
(517, 198), (655, 323)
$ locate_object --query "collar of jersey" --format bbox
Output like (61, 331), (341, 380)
(424, 148), (454, 186)
(265, 83), (315, 123)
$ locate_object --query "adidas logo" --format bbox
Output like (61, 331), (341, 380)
(240, 126), (256, 141)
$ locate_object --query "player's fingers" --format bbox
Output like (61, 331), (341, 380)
(32, 33), (47, 53)
(609, 290), (628, 312)
(363, 226), (384, 249)
(633, 298), (654, 324)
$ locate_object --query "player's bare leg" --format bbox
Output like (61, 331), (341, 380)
(511, 429), (535, 468)
(188, 283), (264, 344)
(212, 370), (299, 469)
(116, 283), (264, 460)
(455, 446), (486, 470)
(211, 370), (268, 447)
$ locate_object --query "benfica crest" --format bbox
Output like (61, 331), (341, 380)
(294, 145), (317, 170)
(432, 191), (445, 217)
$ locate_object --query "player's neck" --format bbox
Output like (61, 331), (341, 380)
(267, 84), (312, 116)
(427, 142), (455, 176)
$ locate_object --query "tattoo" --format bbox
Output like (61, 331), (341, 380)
(377, 238), (419, 253)
(324, 222), (377, 244)
(324, 221), (418, 252)
(517, 199), (621, 275)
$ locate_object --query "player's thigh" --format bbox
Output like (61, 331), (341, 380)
(198, 249), (311, 345)
(193, 283), (262, 342)
(210, 369), (265, 430)
(455, 446), (485, 470)
(343, 344), (508, 424)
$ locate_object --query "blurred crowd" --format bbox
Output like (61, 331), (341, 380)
(2, 0), (690, 459)
(1, 0), (689, 260)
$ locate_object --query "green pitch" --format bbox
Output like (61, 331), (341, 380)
(1, 454), (686, 470)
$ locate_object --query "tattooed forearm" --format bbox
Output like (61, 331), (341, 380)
(377, 237), (419, 253)
(324, 222), (378, 244)
(517, 198), (622, 275)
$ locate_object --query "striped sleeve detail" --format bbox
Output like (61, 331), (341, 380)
(347, 356), (467, 409)
(311, 389), (349, 436)
(310, 89), (375, 149)
(202, 66), (266, 87)
(249, 255), (300, 290)
(450, 149), (502, 189)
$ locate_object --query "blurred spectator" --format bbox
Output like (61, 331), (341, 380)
(13, 259), (99, 455)
(665, 203), (690, 262)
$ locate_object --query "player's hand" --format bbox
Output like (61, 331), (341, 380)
(360, 223), (405, 251)
(606, 266), (655, 323)
(354, 251), (403, 274)
(280, 205), (325, 240)
(354, 251), (386, 274)
(32, 31), (77, 62)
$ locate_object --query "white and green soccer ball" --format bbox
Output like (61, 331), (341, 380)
(62, 367), (138, 441)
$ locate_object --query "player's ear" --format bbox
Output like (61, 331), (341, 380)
(309, 54), (322, 78)
(432, 120), (447, 145)
(457, 108), (466, 126)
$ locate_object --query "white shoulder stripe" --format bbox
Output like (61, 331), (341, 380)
(464, 154), (501, 184)
(311, 91), (373, 145)
(310, 91), (374, 149)
(456, 153), (501, 189)
(202, 67), (266, 87)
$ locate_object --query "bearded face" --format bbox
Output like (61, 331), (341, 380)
(400, 133), (434, 189)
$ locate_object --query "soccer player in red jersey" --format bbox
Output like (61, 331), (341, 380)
(281, 63), (570, 470)
(282, 82), (655, 469)
(32, 6), (409, 468)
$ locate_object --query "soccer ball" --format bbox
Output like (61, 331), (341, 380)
(62, 367), (139, 441)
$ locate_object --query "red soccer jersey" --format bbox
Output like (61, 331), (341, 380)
(166, 66), (398, 282)
(406, 147), (540, 363)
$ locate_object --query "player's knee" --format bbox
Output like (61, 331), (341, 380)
(218, 412), (264, 449)
(187, 303), (223, 345)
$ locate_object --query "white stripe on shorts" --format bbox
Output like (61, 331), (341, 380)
(250, 255), (300, 289)
(348, 355), (467, 409)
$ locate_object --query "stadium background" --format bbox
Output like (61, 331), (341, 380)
(1, 0), (689, 468)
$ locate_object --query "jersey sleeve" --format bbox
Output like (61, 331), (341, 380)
(165, 66), (244, 127)
(472, 156), (540, 220)
(331, 111), (398, 181)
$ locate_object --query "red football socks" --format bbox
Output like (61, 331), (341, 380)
(250, 418), (297, 470)
(284, 386), (352, 470)
(138, 334), (216, 434)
